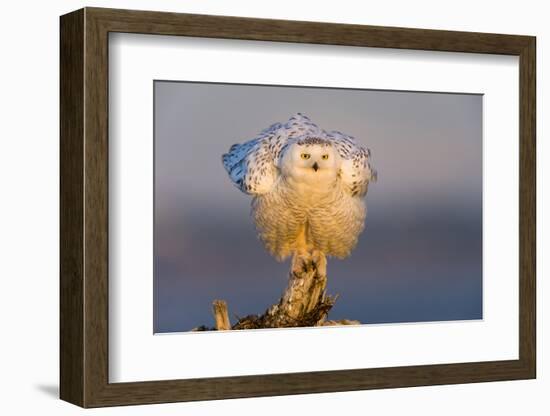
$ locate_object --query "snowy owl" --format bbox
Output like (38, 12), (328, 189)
(222, 113), (376, 262)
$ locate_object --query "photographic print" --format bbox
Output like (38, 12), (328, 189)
(154, 81), (482, 333)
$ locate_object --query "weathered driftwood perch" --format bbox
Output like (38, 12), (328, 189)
(212, 300), (231, 331)
(196, 251), (359, 331)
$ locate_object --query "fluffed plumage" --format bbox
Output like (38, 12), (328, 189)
(222, 113), (376, 260)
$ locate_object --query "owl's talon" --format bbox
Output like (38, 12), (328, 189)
(291, 251), (311, 275)
(311, 250), (327, 276)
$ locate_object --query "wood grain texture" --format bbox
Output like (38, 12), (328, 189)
(89, 7), (532, 54)
(59, 7), (537, 408)
(518, 38), (536, 375)
(59, 8), (84, 407)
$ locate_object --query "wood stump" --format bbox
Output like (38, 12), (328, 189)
(199, 251), (359, 331)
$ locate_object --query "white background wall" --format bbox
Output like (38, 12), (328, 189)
(0, 0), (545, 414)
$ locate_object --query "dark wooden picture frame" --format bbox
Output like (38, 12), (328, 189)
(60, 7), (536, 408)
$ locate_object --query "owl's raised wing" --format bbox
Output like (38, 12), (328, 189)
(326, 130), (377, 197)
(222, 113), (321, 195)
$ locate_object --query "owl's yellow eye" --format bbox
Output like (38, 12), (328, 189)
(321, 154), (329, 160)
(300, 153), (311, 160)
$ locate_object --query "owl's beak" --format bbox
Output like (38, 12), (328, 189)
(312, 162), (319, 172)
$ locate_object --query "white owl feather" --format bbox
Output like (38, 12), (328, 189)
(222, 113), (376, 260)
(222, 113), (376, 196)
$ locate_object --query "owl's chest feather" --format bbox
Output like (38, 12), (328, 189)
(281, 175), (342, 208)
(251, 175), (366, 259)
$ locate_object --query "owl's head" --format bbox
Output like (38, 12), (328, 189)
(280, 137), (341, 185)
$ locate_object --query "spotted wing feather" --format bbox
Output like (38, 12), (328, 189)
(326, 130), (377, 197)
(222, 113), (324, 195)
